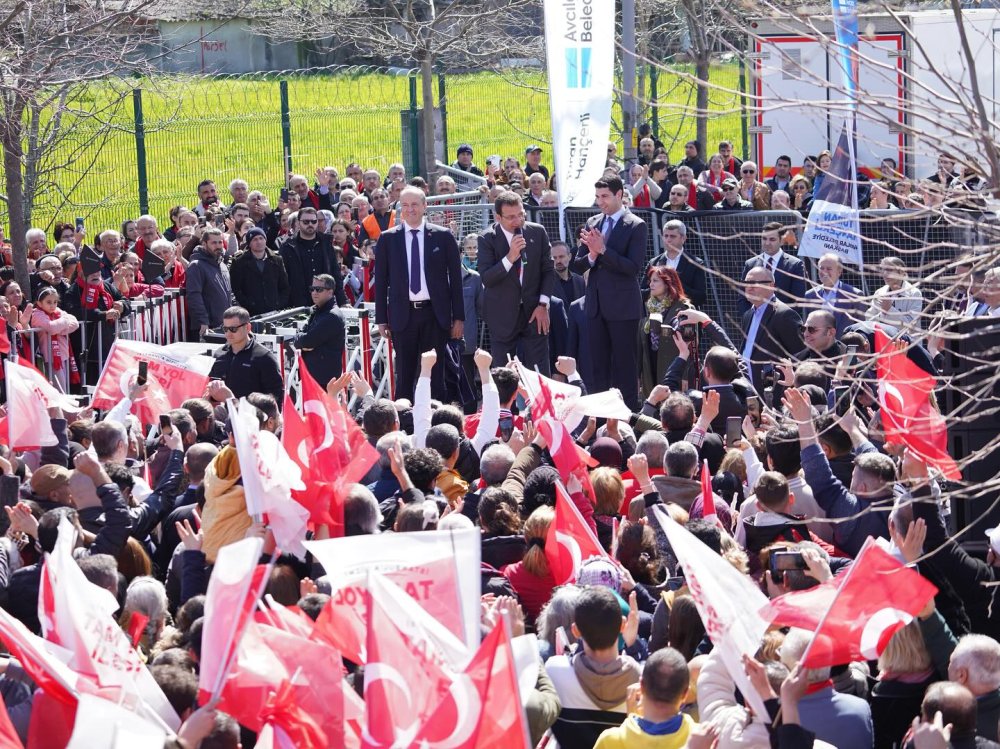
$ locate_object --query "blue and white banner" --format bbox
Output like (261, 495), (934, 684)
(831, 0), (860, 104)
(799, 121), (864, 266)
(544, 0), (615, 209)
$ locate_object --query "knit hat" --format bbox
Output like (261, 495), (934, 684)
(589, 437), (623, 469)
(245, 227), (266, 245)
(457, 144), (474, 156)
(30, 464), (72, 497)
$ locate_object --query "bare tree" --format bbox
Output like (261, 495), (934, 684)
(264, 0), (540, 182)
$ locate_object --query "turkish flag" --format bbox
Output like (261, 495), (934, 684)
(761, 538), (939, 668)
(198, 537), (269, 704)
(545, 481), (610, 585)
(259, 679), (327, 749)
(531, 374), (556, 421)
(874, 328), (960, 480)
(699, 460), (722, 529)
(411, 621), (531, 749)
(363, 574), (457, 748)
(284, 355), (378, 535)
(3, 358), (76, 450)
(535, 416), (598, 500)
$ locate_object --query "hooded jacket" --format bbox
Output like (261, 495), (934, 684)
(200, 446), (250, 563)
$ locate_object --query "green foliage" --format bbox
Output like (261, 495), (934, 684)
(0, 64), (744, 233)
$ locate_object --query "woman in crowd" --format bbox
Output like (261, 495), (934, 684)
(3, 281), (27, 313)
(811, 149), (834, 196)
(113, 263), (164, 300)
(698, 153), (735, 199)
(31, 286), (80, 391)
(867, 255), (924, 329)
(788, 174), (813, 215)
(639, 266), (694, 397)
(121, 219), (138, 250)
(502, 505), (556, 626)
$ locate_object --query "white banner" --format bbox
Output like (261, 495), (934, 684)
(544, 0), (615, 208)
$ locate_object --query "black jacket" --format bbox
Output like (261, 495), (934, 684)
(294, 297), (346, 388)
(208, 335), (284, 403)
(279, 233), (347, 309)
(230, 249), (290, 317)
(643, 250), (708, 308)
(63, 280), (131, 367)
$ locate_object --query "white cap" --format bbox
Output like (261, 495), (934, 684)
(986, 526), (1000, 555)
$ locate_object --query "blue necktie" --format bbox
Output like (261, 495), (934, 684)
(603, 217), (615, 243)
(409, 229), (421, 294)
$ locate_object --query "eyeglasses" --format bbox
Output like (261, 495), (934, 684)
(222, 323), (247, 333)
(299, 219), (318, 225)
(799, 325), (831, 334)
(742, 169), (756, 174)
(309, 286), (331, 293)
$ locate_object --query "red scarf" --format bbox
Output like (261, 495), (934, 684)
(77, 275), (114, 311)
(41, 308), (80, 385)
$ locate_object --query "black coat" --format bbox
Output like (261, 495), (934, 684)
(279, 233), (347, 309)
(570, 209), (647, 322)
(229, 249), (290, 317)
(643, 250), (708, 308)
(208, 336), (284, 403)
(741, 299), (804, 387)
(62, 279), (131, 373)
(740, 252), (808, 312)
(294, 297), (346, 389)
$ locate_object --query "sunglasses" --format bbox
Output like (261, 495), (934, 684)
(309, 286), (331, 293)
(799, 324), (830, 334)
(222, 323), (247, 333)
(299, 219), (318, 225)
(723, 186), (736, 191)
(742, 169), (756, 174)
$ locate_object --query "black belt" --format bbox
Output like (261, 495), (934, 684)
(410, 300), (431, 309)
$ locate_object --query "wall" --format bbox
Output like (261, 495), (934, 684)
(155, 21), (301, 74)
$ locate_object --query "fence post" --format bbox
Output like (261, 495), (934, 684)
(132, 89), (149, 216)
(280, 80), (292, 175)
(649, 66), (659, 141)
(738, 58), (749, 161)
(408, 74), (420, 178)
(438, 69), (448, 163)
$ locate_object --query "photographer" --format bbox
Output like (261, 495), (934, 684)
(660, 308), (754, 432)
(639, 266), (695, 398)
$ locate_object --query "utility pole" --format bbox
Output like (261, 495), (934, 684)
(621, 0), (637, 162)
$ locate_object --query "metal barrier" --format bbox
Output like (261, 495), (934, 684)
(435, 161), (488, 192)
(119, 289), (187, 346)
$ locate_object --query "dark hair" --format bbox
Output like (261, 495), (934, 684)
(404, 448), (445, 492)
(68, 419), (94, 445)
(181, 397), (214, 425)
(478, 487), (522, 536)
(197, 179), (215, 191)
(793, 362), (827, 389)
(493, 191), (524, 216)
(761, 221), (784, 235)
(685, 140), (701, 154)
(425, 424), (461, 463)
(431, 404), (465, 435)
(150, 665), (198, 717)
(222, 306), (250, 325)
(856, 452), (897, 484)
(650, 159), (670, 175)
(814, 413), (852, 456)
(199, 712), (240, 749)
(840, 331), (869, 353)
(92, 421), (127, 460)
(176, 596), (205, 633)
(764, 423), (802, 476)
(704, 346), (739, 383)
(522, 465), (560, 517)
(39, 507), (78, 553)
(396, 502), (436, 532)
(755, 471), (790, 511)
(298, 593), (330, 621)
(183, 617), (204, 660)
(363, 399), (398, 439)
(685, 519), (722, 555)
(266, 564), (301, 607)
(573, 587), (623, 650)
(594, 176), (625, 195)
(104, 462), (135, 493)
(775, 155), (792, 166)
(297, 205), (318, 219)
(53, 222), (74, 244)
(660, 393), (696, 432)
(666, 598), (706, 662)
(800, 384), (828, 408)
(311, 273), (337, 290)
(616, 520), (659, 585)
(246, 393), (279, 424)
(491, 367), (519, 405)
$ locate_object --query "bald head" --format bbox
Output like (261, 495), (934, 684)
(184, 443), (219, 484)
(922, 682), (978, 736)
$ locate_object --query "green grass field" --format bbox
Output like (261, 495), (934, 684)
(2, 64), (746, 234)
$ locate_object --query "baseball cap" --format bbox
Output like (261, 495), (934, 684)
(722, 177), (739, 189)
(30, 464), (72, 497)
(525, 145), (542, 154)
(457, 144), (473, 156)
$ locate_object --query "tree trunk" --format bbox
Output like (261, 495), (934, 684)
(420, 56), (439, 182)
(695, 55), (710, 155)
(2, 103), (30, 295)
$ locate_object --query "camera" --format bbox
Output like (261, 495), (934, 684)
(665, 316), (698, 342)
(760, 365), (776, 390)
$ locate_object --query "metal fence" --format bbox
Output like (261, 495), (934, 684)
(0, 63), (750, 241)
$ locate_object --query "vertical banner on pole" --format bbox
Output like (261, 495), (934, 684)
(544, 0), (615, 222)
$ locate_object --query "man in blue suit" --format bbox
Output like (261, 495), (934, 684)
(374, 186), (464, 401)
(570, 176), (647, 408)
(739, 221), (807, 314)
(803, 253), (865, 334)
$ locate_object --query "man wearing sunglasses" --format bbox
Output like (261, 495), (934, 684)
(279, 205), (347, 309)
(207, 306), (283, 403)
(293, 274), (346, 388)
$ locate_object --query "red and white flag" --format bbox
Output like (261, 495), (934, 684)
(651, 505), (772, 720)
(3, 358), (77, 449)
(362, 573), (466, 748)
(0, 690), (23, 749)
(90, 339), (214, 425)
(39, 517), (179, 731)
(0, 607), (78, 708)
(305, 527), (481, 661)
(699, 460), (722, 529)
(65, 693), (166, 749)
(874, 328), (960, 480)
(545, 481), (610, 585)
(198, 536), (269, 703)
(228, 398), (309, 559)
(283, 355), (378, 535)
(761, 538), (938, 668)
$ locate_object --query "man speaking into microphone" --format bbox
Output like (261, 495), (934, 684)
(477, 191), (556, 374)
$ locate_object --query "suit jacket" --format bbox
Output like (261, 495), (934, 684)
(644, 250), (707, 308)
(570, 209), (646, 321)
(741, 299), (804, 386)
(566, 297), (595, 391)
(477, 221), (555, 341)
(374, 222), (464, 332)
(803, 282), (865, 334)
(553, 272), (586, 305)
(741, 252), (807, 311)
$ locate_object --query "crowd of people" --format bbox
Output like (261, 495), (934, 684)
(0, 132), (996, 749)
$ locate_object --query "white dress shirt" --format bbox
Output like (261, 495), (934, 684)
(403, 220), (430, 302)
(499, 224), (549, 305)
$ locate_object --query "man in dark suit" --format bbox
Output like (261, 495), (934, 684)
(802, 252), (865, 333)
(477, 191), (556, 374)
(739, 221), (807, 314)
(741, 266), (804, 388)
(570, 176), (647, 408)
(643, 219), (707, 308)
(374, 186), (464, 401)
(566, 297), (595, 391)
(551, 241), (585, 305)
